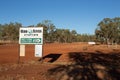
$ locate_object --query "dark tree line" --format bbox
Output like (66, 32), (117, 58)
(0, 17), (120, 44)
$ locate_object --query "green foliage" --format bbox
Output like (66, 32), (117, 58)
(0, 20), (95, 43)
(76, 34), (95, 42)
(0, 22), (22, 41)
(95, 17), (120, 44)
(0, 24), (3, 40)
(36, 20), (56, 43)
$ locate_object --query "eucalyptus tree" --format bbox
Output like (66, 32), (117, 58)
(54, 29), (71, 43)
(54, 29), (63, 43)
(0, 24), (3, 40)
(1, 22), (21, 41)
(48, 23), (56, 42)
(36, 22), (48, 43)
(95, 17), (120, 44)
(112, 17), (120, 43)
(63, 29), (71, 43)
(36, 20), (56, 43)
(71, 30), (77, 42)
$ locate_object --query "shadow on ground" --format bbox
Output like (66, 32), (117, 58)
(47, 51), (120, 80)
(39, 53), (62, 63)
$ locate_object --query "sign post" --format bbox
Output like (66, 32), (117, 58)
(19, 27), (43, 63)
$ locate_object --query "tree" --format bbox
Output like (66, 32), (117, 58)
(63, 29), (71, 43)
(0, 24), (3, 40)
(36, 20), (56, 43)
(71, 30), (77, 42)
(54, 29), (63, 43)
(1, 22), (22, 41)
(95, 17), (120, 44)
(54, 29), (78, 43)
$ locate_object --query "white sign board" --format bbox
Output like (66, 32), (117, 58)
(20, 45), (25, 56)
(35, 45), (42, 57)
(19, 27), (43, 44)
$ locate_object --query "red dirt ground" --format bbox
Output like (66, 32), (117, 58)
(0, 43), (120, 80)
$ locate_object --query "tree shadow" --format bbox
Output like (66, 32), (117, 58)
(39, 53), (62, 63)
(47, 51), (120, 80)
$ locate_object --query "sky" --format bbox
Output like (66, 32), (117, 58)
(0, 0), (120, 34)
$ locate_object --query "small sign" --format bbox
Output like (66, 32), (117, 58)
(35, 45), (42, 57)
(21, 38), (41, 44)
(19, 27), (43, 44)
(20, 45), (25, 56)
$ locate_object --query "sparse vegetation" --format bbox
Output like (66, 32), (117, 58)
(1, 17), (120, 44)
(0, 20), (95, 43)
